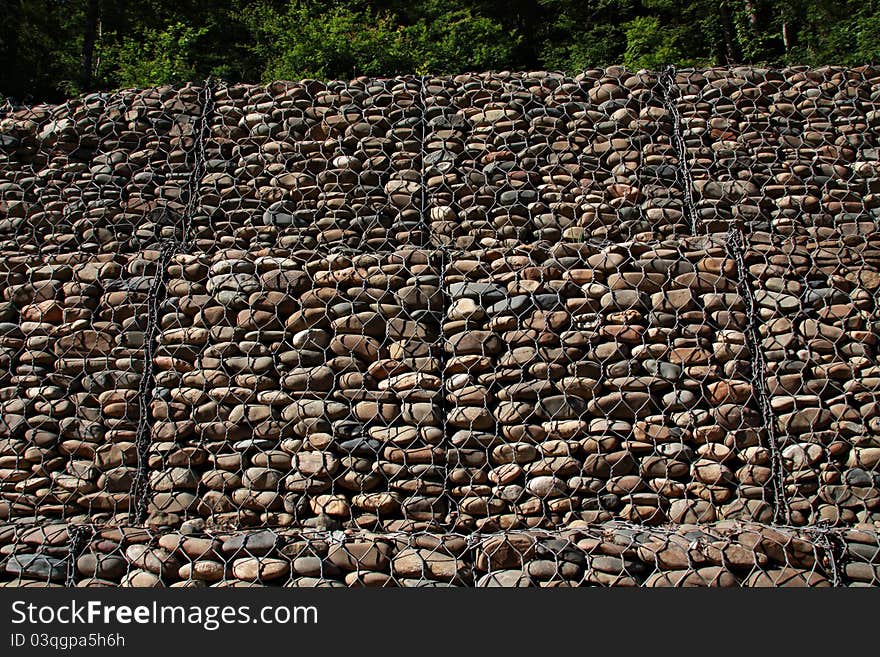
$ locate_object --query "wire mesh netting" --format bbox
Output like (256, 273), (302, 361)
(1, 67), (879, 587)
(1, 521), (878, 587)
(0, 84), (207, 525)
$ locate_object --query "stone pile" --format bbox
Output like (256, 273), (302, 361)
(0, 250), (156, 520)
(744, 231), (880, 526)
(442, 237), (770, 532)
(0, 85), (205, 254)
(1, 67), (880, 586)
(669, 67), (880, 236)
(3, 519), (878, 587)
(422, 69), (687, 247)
(149, 247), (446, 531)
(0, 521), (71, 586)
(191, 78), (427, 252)
(841, 528), (880, 585)
(663, 67), (880, 527)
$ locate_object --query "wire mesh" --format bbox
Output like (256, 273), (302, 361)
(1, 67), (880, 587)
(1, 519), (875, 587)
(149, 246), (445, 532)
(667, 66), (880, 527)
(423, 69), (688, 248)
(440, 238), (773, 532)
(0, 85), (207, 523)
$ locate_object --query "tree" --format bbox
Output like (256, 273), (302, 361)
(246, 0), (517, 80)
(2, 0), (880, 103)
(102, 22), (208, 87)
(81, 0), (100, 91)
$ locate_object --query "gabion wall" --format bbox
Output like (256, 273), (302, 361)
(0, 67), (879, 586)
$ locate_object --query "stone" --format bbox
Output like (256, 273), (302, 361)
(476, 535), (536, 570)
(231, 557), (290, 582)
(476, 570), (534, 587)
(76, 553), (127, 580)
(6, 554), (67, 582)
(327, 542), (394, 571)
(392, 548), (468, 582)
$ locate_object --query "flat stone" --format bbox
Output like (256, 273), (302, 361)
(6, 554), (67, 582)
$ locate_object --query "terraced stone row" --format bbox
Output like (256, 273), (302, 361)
(670, 66), (880, 235)
(5, 520), (878, 587)
(191, 70), (689, 253)
(424, 69), (687, 248)
(190, 78), (426, 252)
(0, 85), (205, 254)
(2, 68), (880, 536)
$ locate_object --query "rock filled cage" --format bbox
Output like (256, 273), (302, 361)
(0, 66), (879, 587)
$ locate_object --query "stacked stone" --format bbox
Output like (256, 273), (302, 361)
(841, 528), (880, 585)
(56, 521), (837, 587)
(3, 519), (880, 588)
(744, 231), (880, 526)
(190, 77), (426, 253)
(422, 69), (686, 249)
(442, 236), (771, 531)
(0, 521), (70, 586)
(145, 77), (455, 532)
(670, 66), (880, 236)
(0, 86), (206, 254)
(149, 247), (446, 532)
(0, 250), (162, 520)
(0, 104), (54, 169)
(471, 523), (830, 587)
(669, 66), (880, 527)
(676, 67), (880, 525)
(4, 70), (880, 590)
(0, 86), (206, 523)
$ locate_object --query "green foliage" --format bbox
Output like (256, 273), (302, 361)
(537, 0), (632, 70)
(570, 25), (628, 71)
(855, 13), (880, 62)
(405, 6), (518, 74)
(103, 22), (208, 88)
(247, 3), (401, 80)
(3, 0), (880, 102)
(623, 16), (685, 70)
(247, 1), (515, 80)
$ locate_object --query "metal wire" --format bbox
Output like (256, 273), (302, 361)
(2, 518), (874, 587)
(1, 67), (880, 587)
(727, 227), (790, 524)
(660, 65), (700, 236)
